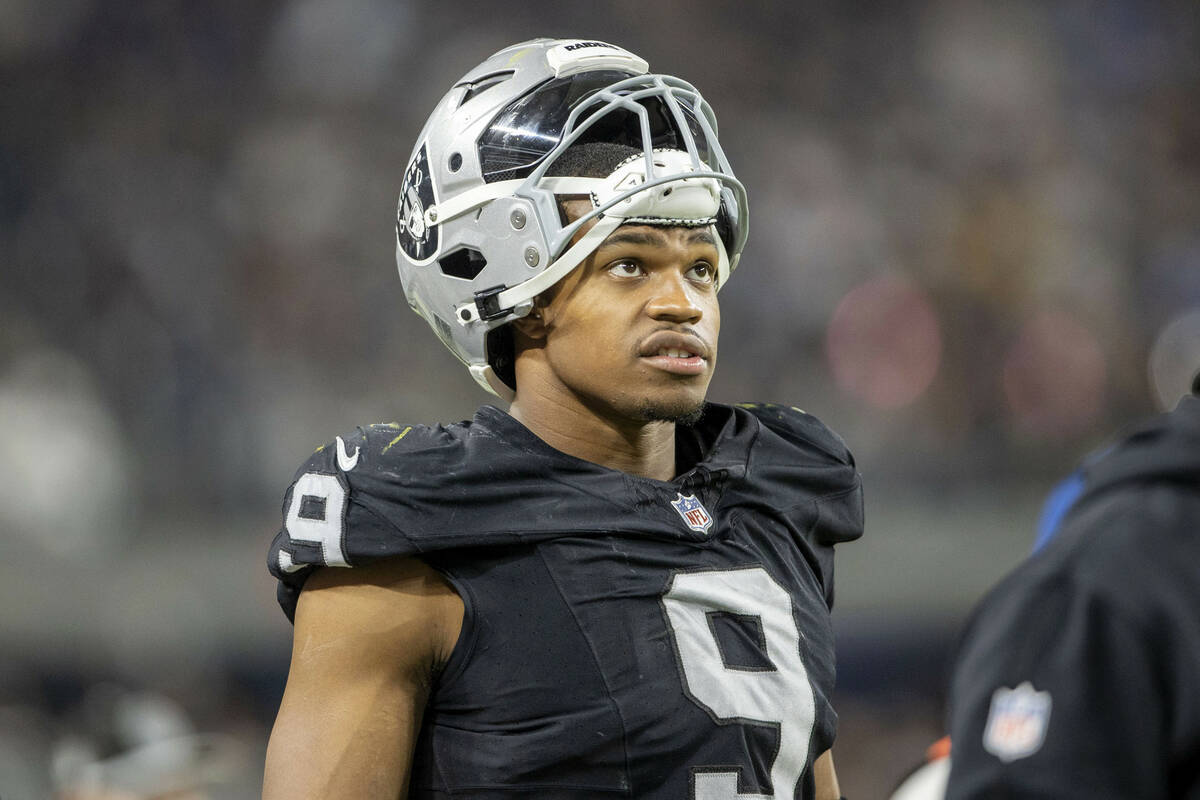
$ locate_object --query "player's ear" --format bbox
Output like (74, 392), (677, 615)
(513, 279), (571, 345)
(511, 303), (548, 343)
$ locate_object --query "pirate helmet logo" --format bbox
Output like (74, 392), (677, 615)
(397, 143), (438, 263)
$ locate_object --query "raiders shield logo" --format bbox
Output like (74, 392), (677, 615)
(397, 143), (438, 263)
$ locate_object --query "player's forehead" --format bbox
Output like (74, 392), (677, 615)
(559, 197), (718, 252)
(596, 224), (718, 252)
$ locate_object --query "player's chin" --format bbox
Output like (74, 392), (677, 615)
(633, 384), (710, 425)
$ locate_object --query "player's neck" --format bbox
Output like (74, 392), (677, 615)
(508, 392), (677, 481)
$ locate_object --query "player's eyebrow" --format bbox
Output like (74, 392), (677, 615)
(599, 227), (717, 249)
(600, 229), (668, 248)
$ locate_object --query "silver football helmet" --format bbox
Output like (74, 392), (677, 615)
(395, 37), (748, 398)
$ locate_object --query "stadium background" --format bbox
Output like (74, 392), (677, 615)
(2, 0), (1199, 796)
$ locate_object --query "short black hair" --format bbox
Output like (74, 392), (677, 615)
(546, 141), (641, 179)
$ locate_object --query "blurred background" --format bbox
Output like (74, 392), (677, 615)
(3, 0), (1199, 796)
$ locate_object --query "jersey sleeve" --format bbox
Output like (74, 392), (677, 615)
(945, 515), (1172, 798)
(266, 426), (418, 622)
(741, 403), (863, 546)
(741, 402), (856, 468)
(739, 403), (864, 610)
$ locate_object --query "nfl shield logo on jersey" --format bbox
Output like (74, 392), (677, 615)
(983, 682), (1052, 762)
(670, 493), (713, 534)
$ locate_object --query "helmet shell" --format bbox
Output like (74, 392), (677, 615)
(395, 38), (747, 397)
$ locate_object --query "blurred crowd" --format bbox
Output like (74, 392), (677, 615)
(2, 0), (1198, 796)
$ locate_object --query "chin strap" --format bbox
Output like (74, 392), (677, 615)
(455, 213), (624, 325)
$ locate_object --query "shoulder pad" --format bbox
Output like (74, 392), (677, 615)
(268, 420), (464, 621)
(730, 402), (862, 553)
(736, 402), (855, 467)
(288, 421), (449, 481)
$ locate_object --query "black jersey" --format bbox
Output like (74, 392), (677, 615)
(946, 393), (1200, 800)
(268, 402), (862, 799)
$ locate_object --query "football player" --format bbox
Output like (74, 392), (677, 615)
(943, 370), (1200, 798)
(263, 38), (862, 799)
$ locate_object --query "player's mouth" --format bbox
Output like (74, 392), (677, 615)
(637, 330), (710, 376)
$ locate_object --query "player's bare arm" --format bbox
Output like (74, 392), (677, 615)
(262, 558), (463, 799)
(813, 749), (840, 800)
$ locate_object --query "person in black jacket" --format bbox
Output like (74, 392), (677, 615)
(944, 370), (1200, 799)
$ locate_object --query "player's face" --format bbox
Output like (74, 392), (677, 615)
(532, 204), (721, 424)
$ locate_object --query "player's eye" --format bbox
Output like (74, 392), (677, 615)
(607, 260), (644, 278)
(687, 262), (715, 284)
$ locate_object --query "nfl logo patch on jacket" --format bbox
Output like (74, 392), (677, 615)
(983, 682), (1052, 762)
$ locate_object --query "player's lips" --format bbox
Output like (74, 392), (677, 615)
(637, 330), (711, 375)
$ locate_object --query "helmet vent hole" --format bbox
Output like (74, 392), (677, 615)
(663, 187), (672, 196)
(448, 152), (463, 172)
(439, 247), (488, 281)
(458, 71), (515, 107)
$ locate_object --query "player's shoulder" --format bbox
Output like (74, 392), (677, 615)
(270, 417), (482, 622)
(289, 419), (471, 485)
(731, 401), (855, 467)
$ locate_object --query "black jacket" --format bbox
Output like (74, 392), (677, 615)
(947, 391), (1200, 799)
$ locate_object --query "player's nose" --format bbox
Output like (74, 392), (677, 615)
(644, 270), (703, 324)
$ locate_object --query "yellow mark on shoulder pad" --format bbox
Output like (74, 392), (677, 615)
(382, 426), (413, 454)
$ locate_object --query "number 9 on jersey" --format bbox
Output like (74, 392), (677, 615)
(662, 566), (816, 800)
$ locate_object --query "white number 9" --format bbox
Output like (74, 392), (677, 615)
(278, 472), (349, 572)
(662, 567), (816, 800)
